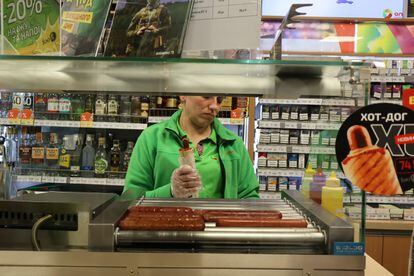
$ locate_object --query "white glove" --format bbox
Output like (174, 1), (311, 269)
(171, 165), (201, 198)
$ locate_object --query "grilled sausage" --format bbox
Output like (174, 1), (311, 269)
(215, 218), (307, 228)
(128, 206), (194, 214)
(119, 214), (204, 231)
(202, 210), (282, 222)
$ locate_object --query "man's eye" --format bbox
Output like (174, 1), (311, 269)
(217, 97), (223, 104)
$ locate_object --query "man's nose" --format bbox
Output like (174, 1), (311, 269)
(208, 97), (220, 110)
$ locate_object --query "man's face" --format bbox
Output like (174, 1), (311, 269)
(180, 96), (223, 128)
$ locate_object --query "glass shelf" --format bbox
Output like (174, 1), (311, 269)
(0, 55), (369, 96)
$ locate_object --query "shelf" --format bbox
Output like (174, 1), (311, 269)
(259, 191), (282, 200)
(369, 99), (402, 105)
(148, 116), (245, 125)
(14, 175), (125, 186)
(257, 144), (336, 154)
(259, 98), (356, 107)
(258, 120), (341, 130)
(0, 55), (368, 96)
(257, 167), (345, 178)
(371, 75), (414, 83)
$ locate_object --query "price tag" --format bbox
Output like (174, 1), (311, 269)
(54, 177), (68, 184)
(70, 177), (83, 184)
(16, 175), (30, 182)
(41, 176), (55, 183)
(28, 176), (42, 182)
(80, 112), (93, 128)
(370, 68), (379, 74)
(34, 119), (47, 127)
(230, 118), (243, 125)
(284, 122), (298, 129)
(20, 109), (34, 125)
(8, 108), (20, 125)
(401, 69), (411, 75)
(292, 146), (309, 154)
(0, 118), (7, 125)
(106, 178), (119, 185)
(302, 122), (316, 129)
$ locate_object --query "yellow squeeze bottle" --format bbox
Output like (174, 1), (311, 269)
(301, 164), (315, 198)
(321, 171), (344, 218)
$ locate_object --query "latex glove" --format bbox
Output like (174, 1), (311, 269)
(171, 165), (201, 198)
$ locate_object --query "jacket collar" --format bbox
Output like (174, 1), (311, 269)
(165, 110), (236, 142)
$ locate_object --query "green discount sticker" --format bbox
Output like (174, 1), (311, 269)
(2, 0), (60, 54)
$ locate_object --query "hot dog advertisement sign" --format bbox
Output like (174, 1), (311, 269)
(336, 103), (414, 195)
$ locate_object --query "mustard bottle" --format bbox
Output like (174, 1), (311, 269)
(301, 163), (315, 198)
(321, 171), (344, 218)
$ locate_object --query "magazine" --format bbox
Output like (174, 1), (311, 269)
(60, 0), (112, 56)
(105, 0), (194, 58)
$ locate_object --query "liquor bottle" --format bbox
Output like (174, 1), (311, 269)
(107, 94), (119, 122)
(81, 134), (95, 178)
(70, 135), (82, 177)
(45, 133), (60, 175)
(119, 95), (132, 123)
(140, 96), (149, 118)
(47, 93), (59, 120)
(19, 127), (32, 174)
(59, 92), (72, 120)
(121, 141), (134, 177)
(166, 96), (178, 109)
(4, 127), (17, 167)
(59, 136), (71, 176)
(95, 94), (107, 122)
(94, 137), (108, 178)
(0, 92), (12, 118)
(31, 132), (45, 175)
(131, 96), (141, 123)
(109, 139), (121, 178)
(0, 134), (5, 166)
(156, 96), (164, 108)
(84, 94), (94, 114)
(34, 93), (47, 119)
(71, 94), (85, 120)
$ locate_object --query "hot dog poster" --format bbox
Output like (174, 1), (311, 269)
(336, 103), (414, 195)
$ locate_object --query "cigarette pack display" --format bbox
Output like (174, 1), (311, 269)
(270, 130), (280, 144)
(259, 176), (267, 191)
(341, 107), (351, 122)
(329, 107), (341, 122)
(267, 176), (278, 191)
(392, 85), (402, 99)
(300, 130), (310, 145)
(258, 152), (268, 167)
(262, 105), (270, 120)
(330, 155), (339, 170)
(384, 85), (392, 98)
(289, 130), (299, 144)
(329, 130), (338, 146)
(308, 154), (318, 169)
(280, 106), (290, 120)
(320, 131), (330, 146)
(289, 177), (300, 190)
(288, 153), (298, 168)
(372, 84), (383, 99)
(280, 130), (290, 144)
(311, 131), (321, 145)
(290, 106), (299, 120)
(267, 154), (278, 167)
(310, 106), (320, 121)
(320, 106), (329, 121)
(320, 154), (330, 170)
(278, 154), (287, 168)
(298, 154), (306, 169)
(299, 106), (309, 121)
(279, 177), (288, 191)
(259, 129), (271, 144)
(270, 105), (280, 120)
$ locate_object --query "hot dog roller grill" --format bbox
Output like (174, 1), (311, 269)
(89, 190), (354, 254)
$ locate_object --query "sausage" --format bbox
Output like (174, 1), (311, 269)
(215, 218), (308, 228)
(119, 214), (204, 231)
(128, 206), (194, 214)
(202, 210), (282, 222)
(347, 125), (372, 150)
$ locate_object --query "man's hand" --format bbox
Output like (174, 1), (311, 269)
(136, 26), (147, 35)
(171, 165), (201, 198)
(147, 25), (159, 33)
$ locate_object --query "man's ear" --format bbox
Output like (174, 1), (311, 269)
(179, 96), (186, 103)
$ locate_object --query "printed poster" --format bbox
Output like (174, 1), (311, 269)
(60, 0), (112, 56)
(105, 0), (193, 58)
(1, 0), (60, 55)
(336, 103), (414, 195)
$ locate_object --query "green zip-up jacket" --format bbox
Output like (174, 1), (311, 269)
(122, 110), (259, 199)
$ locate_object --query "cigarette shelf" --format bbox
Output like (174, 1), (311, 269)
(256, 144), (336, 155)
(14, 175), (125, 186)
(257, 167), (345, 178)
(258, 120), (342, 130)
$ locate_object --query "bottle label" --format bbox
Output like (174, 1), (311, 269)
(141, 103), (149, 111)
(95, 100), (106, 115)
(81, 166), (93, 171)
(31, 147), (45, 159)
(19, 147), (32, 164)
(166, 98), (177, 108)
(59, 153), (70, 168)
(12, 95), (23, 110)
(108, 100), (118, 115)
(59, 98), (71, 113)
(70, 166), (80, 172)
(47, 98), (59, 112)
(95, 158), (108, 174)
(46, 148), (59, 160)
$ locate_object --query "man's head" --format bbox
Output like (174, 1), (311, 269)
(147, 0), (160, 8)
(179, 96), (223, 129)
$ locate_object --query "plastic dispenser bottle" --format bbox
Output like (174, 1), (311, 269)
(310, 167), (326, 204)
(301, 164), (315, 198)
(322, 171), (344, 218)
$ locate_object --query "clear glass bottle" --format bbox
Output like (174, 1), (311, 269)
(59, 93), (72, 120)
(0, 134), (5, 166)
(119, 95), (132, 123)
(47, 93), (59, 120)
(107, 94), (119, 122)
(94, 137), (108, 178)
(71, 94), (85, 120)
(95, 94), (107, 122)
(81, 134), (95, 178)
(70, 135), (82, 177)
(84, 94), (94, 114)
(19, 127), (32, 174)
(58, 136), (71, 177)
(34, 93), (47, 120)
(131, 96), (141, 123)
(4, 127), (18, 167)
(31, 131), (45, 175)
(45, 133), (60, 175)
(121, 141), (134, 178)
(109, 139), (121, 178)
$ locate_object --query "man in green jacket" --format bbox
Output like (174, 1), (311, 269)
(122, 96), (259, 199)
